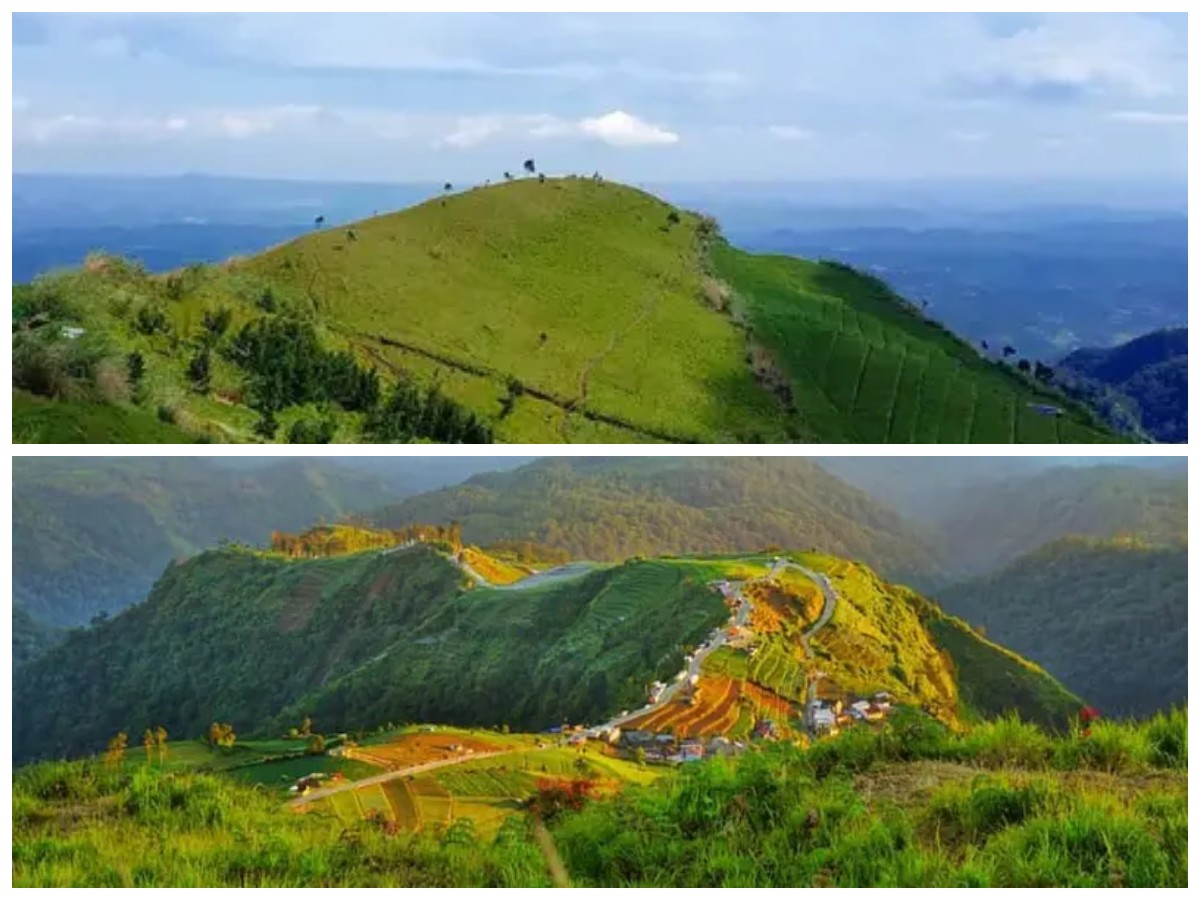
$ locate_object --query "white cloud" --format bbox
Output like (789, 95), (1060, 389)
(767, 125), (812, 142)
(960, 14), (1179, 102)
(1108, 110), (1186, 125)
(440, 118), (503, 149)
(578, 110), (679, 147)
(14, 104), (327, 145)
(948, 130), (990, 143)
(436, 110), (680, 150)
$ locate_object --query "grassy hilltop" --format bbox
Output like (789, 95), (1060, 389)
(13, 177), (1118, 443)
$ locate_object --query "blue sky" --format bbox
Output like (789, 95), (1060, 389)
(12, 12), (1188, 184)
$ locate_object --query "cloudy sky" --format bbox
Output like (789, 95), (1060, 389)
(12, 12), (1188, 184)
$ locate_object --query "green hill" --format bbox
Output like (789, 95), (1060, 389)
(1059, 327), (1187, 443)
(12, 458), (437, 633)
(14, 540), (1079, 764)
(13, 388), (195, 443)
(922, 464), (1186, 577)
(12, 178), (1118, 443)
(936, 537), (1187, 718)
(373, 457), (944, 587)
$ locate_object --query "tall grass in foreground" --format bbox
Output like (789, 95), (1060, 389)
(13, 708), (1186, 887)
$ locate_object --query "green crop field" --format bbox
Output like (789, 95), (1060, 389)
(748, 641), (804, 700)
(225, 755), (378, 793)
(709, 245), (1118, 444)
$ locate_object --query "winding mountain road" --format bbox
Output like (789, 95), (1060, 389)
(593, 558), (838, 735)
(293, 556), (841, 810)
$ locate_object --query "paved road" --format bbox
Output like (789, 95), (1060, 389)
(452, 556), (599, 592)
(594, 559), (838, 736)
(289, 745), (556, 807)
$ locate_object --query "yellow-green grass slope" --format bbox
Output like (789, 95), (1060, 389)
(13, 178), (1119, 443)
(13, 708), (1186, 886)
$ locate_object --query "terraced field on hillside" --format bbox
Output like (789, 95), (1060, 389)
(625, 676), (742, 737)
(712, 246), (1116, 444)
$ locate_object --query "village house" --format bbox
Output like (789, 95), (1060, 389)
(811, 707), (838, 736)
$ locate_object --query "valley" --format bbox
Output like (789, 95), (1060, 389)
(11, 456), (1187, 887)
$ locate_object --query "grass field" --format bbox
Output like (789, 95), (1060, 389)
(14, 708), (1185, 887)
(12, 389), (196, 443)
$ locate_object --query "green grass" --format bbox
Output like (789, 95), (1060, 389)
(13, 709), (1186, 887)
(701, 647), (750, 680)
(710, 244), (1119, 444)
(225, 755), (378, 793)
(12, 178), (1123, 444)
(13, 389), (195, 443)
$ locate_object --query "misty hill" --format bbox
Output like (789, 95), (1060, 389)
(820, 459), (1186, 578)
(1059, 328), (1187, 443)
(372, 457), (943, 586)
(13, 541), (1079, 764)
(937, 537), (1186, 718)
(12, 177), (1116, 444)
(12, 457), (513, 632)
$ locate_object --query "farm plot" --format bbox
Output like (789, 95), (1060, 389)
(328, 789), (364, 825)
(742, 682), (796, 721)
(351, 730), (520, 769)
(409, 776), (454, 827)
(381, 780), (420, 829)
(624, 677), (741, 737)
(748, 642), (804, 700)
(356, 784), (394, 822)
(702, 646), (750, 680)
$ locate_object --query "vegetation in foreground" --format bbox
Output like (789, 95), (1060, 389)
(13, 707), (1185, 887)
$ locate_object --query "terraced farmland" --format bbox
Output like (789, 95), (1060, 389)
(625, 677), (742, 737)
(742, 682), (797, 722)
(748, 642), (805, 701)
(350, 729), (522, 769)
(712, 244), (1116, 443)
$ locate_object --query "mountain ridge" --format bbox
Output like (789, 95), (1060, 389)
(12, 177), (1118, 444)
(13, 538), (1080, 764)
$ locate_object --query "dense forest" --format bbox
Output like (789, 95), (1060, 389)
(13, 545), (466, 763)
(937, 537), (1187, 718)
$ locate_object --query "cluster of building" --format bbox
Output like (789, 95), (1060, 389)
(808, 692), (892, 736)
(615, 729), (748, 764)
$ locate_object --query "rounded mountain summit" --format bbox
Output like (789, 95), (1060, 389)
(13, 177), (1120, 443)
